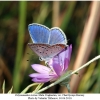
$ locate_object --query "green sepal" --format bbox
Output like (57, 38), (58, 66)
(66, 84), (70, 93)
(59, 70), (72, 93)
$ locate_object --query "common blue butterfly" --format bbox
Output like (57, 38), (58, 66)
(28, 23), (67, 61)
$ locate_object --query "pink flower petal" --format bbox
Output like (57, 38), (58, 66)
(58, 47), (67, 71)
(58, 48), (66, 63)
(29, 73), (54, 78)
(31, 64), (51, 74)
(68, 44), (72, 61)
(49, 45), (72, 75)
(52, 62), (62, 76)
(32, 78), (50, 83)
(64, 58), (69, 71)
(65, 46), (69, 59)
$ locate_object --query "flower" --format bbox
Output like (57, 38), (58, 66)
(29, 45), (72, 83)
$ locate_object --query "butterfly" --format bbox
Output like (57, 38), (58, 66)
(28, 23), (67, 61)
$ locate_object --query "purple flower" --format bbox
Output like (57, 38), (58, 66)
(29, 45), (72, 83)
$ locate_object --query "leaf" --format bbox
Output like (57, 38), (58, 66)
(32, 83), (44, 93)
(78, 62), (96, 92)
(2, 80), (5, 93)
(8, 86), (13, 94)
(20, 83), (39, 94)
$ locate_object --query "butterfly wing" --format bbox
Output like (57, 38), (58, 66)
(28, 23), (50, 43)
(49, 27), (67, 45)
(28, 43), (66, 61)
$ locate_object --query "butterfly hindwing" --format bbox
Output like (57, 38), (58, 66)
(28, 43), (66, 61)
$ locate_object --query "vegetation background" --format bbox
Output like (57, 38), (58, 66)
(0, 1), (100, 93)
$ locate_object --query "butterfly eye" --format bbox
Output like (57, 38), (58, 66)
(39, 57), (43, 61)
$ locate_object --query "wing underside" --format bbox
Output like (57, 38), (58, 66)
(28, 43), (66, 60)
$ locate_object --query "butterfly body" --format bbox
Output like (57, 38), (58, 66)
(28, 23), (67, 61)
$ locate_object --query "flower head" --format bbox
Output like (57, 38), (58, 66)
(29, 45), (72, 83)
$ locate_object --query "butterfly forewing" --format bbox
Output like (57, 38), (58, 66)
(49, 28), (67, 45)
(28, 23), (50, 43)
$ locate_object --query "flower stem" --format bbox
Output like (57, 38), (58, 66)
(37, 55), (100, 93)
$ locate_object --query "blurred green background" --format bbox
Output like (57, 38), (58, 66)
(0, 1), (100, 93)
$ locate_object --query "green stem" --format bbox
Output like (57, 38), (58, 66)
(37, 55), (100, 93)
(13, 1), (27, 92)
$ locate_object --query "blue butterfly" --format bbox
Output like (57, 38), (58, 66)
(28, 23), (67, 61)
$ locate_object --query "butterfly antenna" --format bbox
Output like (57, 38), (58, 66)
(68, 39), (70, 41)
(67, 39), (70, 44)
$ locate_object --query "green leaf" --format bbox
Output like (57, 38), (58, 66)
(2, 80), (5, 93)
(32, 83), (44, 93)
(8, 86), (13, 94)
(13, 1), (27, 92)
(60, 1), (76, 30)
(20, 83), (39, 94)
